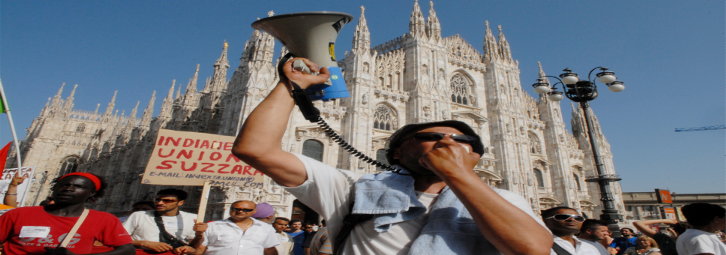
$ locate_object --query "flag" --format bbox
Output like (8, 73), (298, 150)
(0, 142), (11, 171)
(0, 93), (5, 114)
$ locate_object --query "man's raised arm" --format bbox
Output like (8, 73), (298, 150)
(232, 58), (330, 187)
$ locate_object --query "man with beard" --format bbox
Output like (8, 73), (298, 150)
(232, 57), (551, 254)
(542, 206), (601, 255)
(123, 188), (197, 254)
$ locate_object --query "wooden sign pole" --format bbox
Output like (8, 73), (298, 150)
(197, 181), (211, 222)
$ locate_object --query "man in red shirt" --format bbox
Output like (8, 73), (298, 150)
(0, 172), (134, 254)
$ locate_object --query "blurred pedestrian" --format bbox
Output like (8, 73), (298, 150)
(577, 219), (610, 255)
(287, 219), (305, 255)
(273, 217), (294, 255)
(611, 228), (638, 255)
(118, 200), (155, 223)
(252, 202), (276, 224)
(624, 236), (661, 255)
(676, 203), (726, 255)
(633, 218), (685, 255)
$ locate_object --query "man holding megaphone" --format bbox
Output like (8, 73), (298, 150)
(232, 56), (552, 255)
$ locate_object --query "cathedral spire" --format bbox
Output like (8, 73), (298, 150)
(51, 83), (66, 108)
(64, 84), (78, 112)
(104, 90), (118, 116)
(130, 100), (140, 119)
(483, 20), (499, 62)
(206, 41), (230, 94)
(497, 25), (513, 61)
(242, 18), (275, 65)
(426, 0), (441, 40)
(408, 0), (426, 38)
(160, 80), (176, 119)
(186, 64), (200, 93)
(141, 90), (156, 127)
(352, 6), (371, 52)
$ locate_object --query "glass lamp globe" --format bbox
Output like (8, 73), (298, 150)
(559, 72), (579, 85)
(607, 81), (625, 92)
(547, 91), (564, 101)
(534, 84), (552, 94)
(597, 71), (617, 84)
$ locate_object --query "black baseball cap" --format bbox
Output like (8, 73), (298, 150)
(386, 120), (485, 164)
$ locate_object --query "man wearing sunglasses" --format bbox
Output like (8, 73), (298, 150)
(232, 57), (552, 254)
(123, 188), (197, 254)
(542, 206), (602, 255)
(192, 200), (280, 255)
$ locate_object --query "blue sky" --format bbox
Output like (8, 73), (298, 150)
(1, 0), (723, 194)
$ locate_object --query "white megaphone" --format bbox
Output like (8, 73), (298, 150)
(252, 12), (353, 101)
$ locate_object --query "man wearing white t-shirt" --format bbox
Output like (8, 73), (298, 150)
(676, 203), (726, 255)
(193, 200), (279, 255)
(123, 188), (197, 254)
(542, 206), (602, 255)
(232, 57), (552, 254)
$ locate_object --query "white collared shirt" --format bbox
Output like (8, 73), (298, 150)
(202, 218), (280, 255)
(551, 235), (602, 255)
(123, 210), (197, 243)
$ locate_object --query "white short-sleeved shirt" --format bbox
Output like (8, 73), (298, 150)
(202, 218), (280, 255)
(285, 154), (543, 255)
(676, 229), (726, 255)
(550, 236), (602, 255)
(123, 210), (197, 243)
(580, 239), (609, 255)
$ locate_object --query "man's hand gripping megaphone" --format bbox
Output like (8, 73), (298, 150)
(282, 58), (330, 91)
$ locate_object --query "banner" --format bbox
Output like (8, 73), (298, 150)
(0, 167), (34, 205)
(142, 129), (264, 188)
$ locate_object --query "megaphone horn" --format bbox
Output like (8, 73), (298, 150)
(252, 12), (353, 101)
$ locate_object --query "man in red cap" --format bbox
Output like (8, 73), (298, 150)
(0, 172), (134, 254)
(232, 57), (551, 254)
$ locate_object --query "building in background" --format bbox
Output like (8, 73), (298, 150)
(10, 2), (625, 221)
(623, 191), (726, 221)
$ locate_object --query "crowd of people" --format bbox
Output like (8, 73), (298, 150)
(0, 56), (724, 255)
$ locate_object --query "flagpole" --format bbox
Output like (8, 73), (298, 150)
(0, 79), (27, 205)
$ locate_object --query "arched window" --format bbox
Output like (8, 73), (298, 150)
(529, 133), (542, 154)
(373, 105), (397, 131)
(76, 123), (85, 133)
(302, 139), (324, 161)
(450, 73), (475, 105)
(534, 168), (545, 188)
(376, 149), (388, 171)
(573, 173), (582, 191)
(58, 156), (80, 176)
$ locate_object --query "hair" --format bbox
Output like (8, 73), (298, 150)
(681, 203), (726, 228)
(274, 217), (290, 223)
(620, 227), (634, 233)
(289, 219), (302, 225)
(132, 201), (155, 209)
(670, 221), (688, 235)
(580, 219), (607, 233)
(385, 120), (484, 164)
(50, 174), (107, 202)
(541, 206), (577, 219)
(156, 188), (188, 201)
(637, 235), (659, 248)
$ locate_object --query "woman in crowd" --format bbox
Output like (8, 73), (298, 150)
(625, 235), (662, 255)
(0, 172), (134, 254)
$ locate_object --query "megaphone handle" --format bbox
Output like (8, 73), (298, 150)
(289, 81), (321, 122)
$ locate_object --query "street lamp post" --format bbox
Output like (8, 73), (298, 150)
(532, 67), (625, 227)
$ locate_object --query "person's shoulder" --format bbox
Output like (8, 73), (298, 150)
(88, 209), (121, 219)
(0, 206), (42, 217)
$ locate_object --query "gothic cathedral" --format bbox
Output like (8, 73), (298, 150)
(15, 1), (625, 220)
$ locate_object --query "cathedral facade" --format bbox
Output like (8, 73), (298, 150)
(14, 1), (625, 221)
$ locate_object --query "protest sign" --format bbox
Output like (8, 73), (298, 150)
(142, 129), (264, 188)
(1, 167), (35, 205)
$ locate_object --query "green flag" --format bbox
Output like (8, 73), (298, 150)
(0, 94), (5, 114)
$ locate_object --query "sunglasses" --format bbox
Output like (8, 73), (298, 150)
(412, 132), (478, 144)
(154, 198), (179, 203)
(231, 208), (255, 213)
(546, 214), (586, 222)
